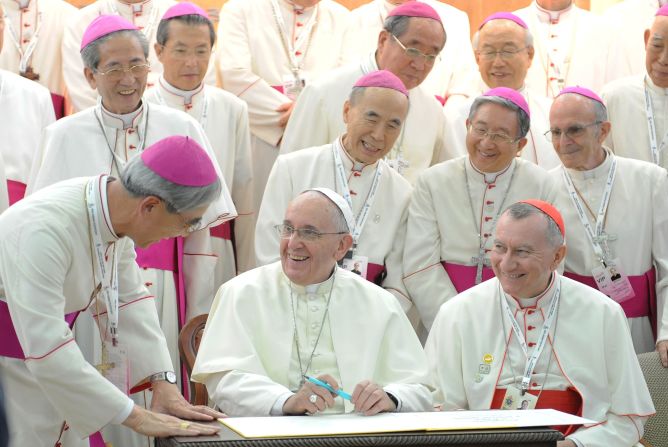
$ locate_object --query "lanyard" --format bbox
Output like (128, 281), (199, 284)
(154, 84), (209, 130)
(270, 0), (318, 75)
(107, 0), (160, 40)
(3, 7), (42, 73)
(644, 76), (668, 165)
(500, 278), (561, 393)
(332, 139), (383, 246)
(85, 176), (119, 345)
(560, 156), (617, 263)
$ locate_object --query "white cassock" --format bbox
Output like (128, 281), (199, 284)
(0, 0), (76, 118)
(216, 0), (349, 211)
(191, 262), (433, 416)
(549, 152), (668, 354)
(604, 0), (660, 78)
(513, 1), (616, 99)
(26, 101), (236, 447)
(602, 74), (668, 169)
(280, 53), (452, 185)
(0, 177), (173, 447)
(338, 0), (476, 99)
(0, 149), (8, 214)
(145, 77), (256, 288)
(442, 78), (560, 169)
(0, 69), (55, 205)
(255, 139), (413, 312)
(426, 273), (655, 447)
(403, 156), (556, 330)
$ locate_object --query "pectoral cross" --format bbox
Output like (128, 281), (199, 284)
(95, 345), (115, 377)
(20, 67), (40, 81)
(593, 231), (617, 260)
(471, 247), (490, 285)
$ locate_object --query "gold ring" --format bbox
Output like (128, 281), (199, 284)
(180, 422), (191, 429)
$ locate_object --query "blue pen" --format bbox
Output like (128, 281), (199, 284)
(305, 375), (353, 401)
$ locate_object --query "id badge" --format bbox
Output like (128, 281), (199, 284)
(282, 73), (306, 100)
(591, 258), (635, 304)
(341, 255), (368, 279)
(96, 342), (130, 395)
(501, 386), (537, 410)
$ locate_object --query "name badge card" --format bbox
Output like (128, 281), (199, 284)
(591, 258), (635, 304)
(282, 73), (306, 100)
(97, 342), (130, 395)
(501, 386), (538, 410)
(341, 255), (368, 279)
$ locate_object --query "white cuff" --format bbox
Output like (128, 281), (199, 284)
(111, 397), (135, 424)
(384, 389), (402, 412)
(568, 436), (585, 447)
(270, 391), (295, 415)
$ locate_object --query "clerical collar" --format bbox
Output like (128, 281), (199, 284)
(646, 74), (668, 96)
(338, 136), (376, 172)
(116, 0), (152, 14)
(16, 0), (31, 9)
(534, 1), (573, 23)
(566, 147), (611, 180)
(95, 175), (120, 243)
(282, 0), (315, 13)
(468, 157), (515, 184)
(504, 271), (557, 309)
(101, 102), (144, 130)
(159, 76), (204, 106)
(289, 268), (336, 295)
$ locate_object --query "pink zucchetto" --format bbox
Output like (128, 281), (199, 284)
(80, 15), (139, 51)
(140, 136), (217, 187)
(483, 87), (530, 118)
(657, 4), (668, 16)
(520, 200), (565, 237)
(353, 70), (409, 97)
(387, 1), (441, 23)
(162, 2), (209, 20)
(557, 86), (605, 105)
(479, 12), (528, 30)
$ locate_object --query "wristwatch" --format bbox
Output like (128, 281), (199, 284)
(149, 371), (177, 385)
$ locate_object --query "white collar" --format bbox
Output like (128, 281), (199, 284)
(467, 157), (516, 184)
(158, 76), (204, 106)
(534, 1), (574, 22)
(100, 101), (144, 130)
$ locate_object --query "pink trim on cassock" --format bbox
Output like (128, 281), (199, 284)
(209, 221), (232, 240)
(50, 93), (65, 120)
(7, 180), (27, 205)
(441, 261), (495, 293)
(564, 268), (657, 337)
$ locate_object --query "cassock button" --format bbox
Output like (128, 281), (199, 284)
(24, 23), (30, 27)
(527, 325), (535, 330)
(295, 51), (302, 56)
(527, 309), (534, 315)
(532, 382), (539, 387)
(22, 39), (29, 44)
(127, 129), (135, 134)
(528, 342), (536, 347)
(296, 22), (303, 27)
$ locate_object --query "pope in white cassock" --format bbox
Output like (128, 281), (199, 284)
(426, 200), (655, 447)
(215, 0), (349, 211)
(513, 0), (617, 98)
(443, 12), (559, 169)
(0, 4), (54, 207)
(256, 70), (413, 314)
(27, 15), (236, 447)
(145, 2), (255, 288)
(339, 0), (475, 101)
(404, 87), (556, 331)
(193, 188), (432, 416)
(603, 6), (668, 169)
(546, 86), (668, 360)
(280, 1), (451, 185)
(0, 0), (75, 118)
(0, 136), (229, 447)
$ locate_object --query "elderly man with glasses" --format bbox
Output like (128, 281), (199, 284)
(547, 86), (668, 363)
(444, 12), (559, 170)
(403, 87), (556, 335)
(193, 187), (432, 416)
(26, 15), (235, 447)
(280, 1), (453, 186)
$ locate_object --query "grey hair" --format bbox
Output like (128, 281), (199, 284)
(504, 202), (564, 248)
(383, 14), (446, 47)
(348, 86), (366, 106)
(81, 30), (149, 70)
(472, 25), (534, 50)
(468, 95), (531, 138)
(120, 154), (222, 213)
(156, 14), (216, 47)
(300, 190), (350, 233)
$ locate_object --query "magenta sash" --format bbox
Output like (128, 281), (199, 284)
(564, 268), (657, 335)
(366, 263), (386, 286)
(50, 92), (65, 120)
(7, 180), (26, 206)
(441, 261), (495, 293)
(209, 221), (232, 240)
(271, 85), (284, 94)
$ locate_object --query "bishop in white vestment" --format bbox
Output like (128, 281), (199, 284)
(427, 201), (654, 447)
(404, 88), (556, 331)
(339, 0), (475, 100)
(193, 189), (432, 416)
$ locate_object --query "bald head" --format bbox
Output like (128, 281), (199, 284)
(645, 15), (668, 88)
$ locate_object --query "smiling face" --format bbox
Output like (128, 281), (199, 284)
(84, 33), (148, 114)
(490, 212), (565, 299)
(376, 16), (445, 90)
(280, 193), (352, 286)
(645, 16), (668, 88)
(475, 20), (533, 90)
(341, 86), (409, 164)
(465, 101), (527, 173)
(155, 21), (212, 91)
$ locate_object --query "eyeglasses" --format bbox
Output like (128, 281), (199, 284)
(159, 198), (203, 234)
(95, 63), (151, 81)
(468, 124), (519, 145)
(159, 45), (212, 61)
(476, 47), (528, 61)
(391, 34), (439, 65)
(544, 121), (602, 141)
(274, 224), (347, 241)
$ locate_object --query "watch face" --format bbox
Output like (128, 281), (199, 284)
(166, 371), (177, 384)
